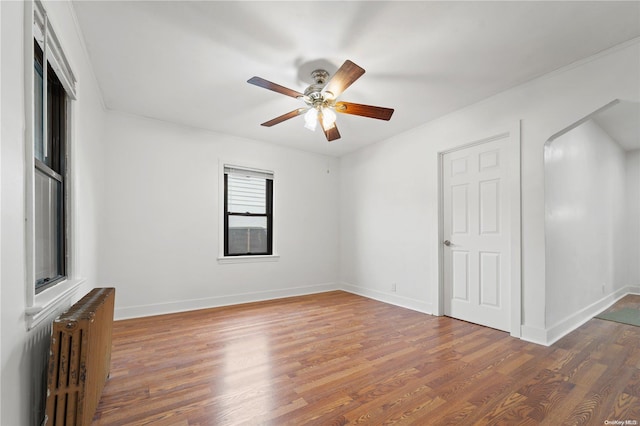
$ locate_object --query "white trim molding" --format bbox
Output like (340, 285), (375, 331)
(217, 254), (280, 264)
(436, 121), (522, 338)
(0, 1), (3, 421)
(112, 283), (640, 344)
(520, 325), (549, 346)
(521, 286), (639, 346)
(341, 282), (433, 315)
(217, 158), (279, 262)
(545, 287), (633, 345)
(33, 0), (77, 99)
(26, 278), (84, 329)
(114, 282), (339, 320)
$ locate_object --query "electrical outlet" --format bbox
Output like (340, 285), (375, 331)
(391, 283), (397, 292)
(602, 283), (606, 294)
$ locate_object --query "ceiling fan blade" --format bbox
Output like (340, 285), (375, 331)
(319, 115), (341, 142)
(323, 124), (341, 142)
(334, 101), (394, 121)
(261, 108), (306, 127)
(322, 60), (365, 99)
(248, 76), (305, 99)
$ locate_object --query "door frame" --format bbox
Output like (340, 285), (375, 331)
(437, 122), (522, 337)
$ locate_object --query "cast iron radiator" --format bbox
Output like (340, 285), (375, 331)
(44, 287), (115, 425)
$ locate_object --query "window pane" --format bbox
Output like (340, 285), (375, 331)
(227, 175), (266, 214)
(34, 59), (45, 163)
(228, 215), (268, 254)
(35, 169), (63, 287)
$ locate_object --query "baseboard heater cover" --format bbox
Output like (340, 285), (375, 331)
(44, 287), (115, 426)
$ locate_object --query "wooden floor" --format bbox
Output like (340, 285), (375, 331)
(92, 292), (640, 425)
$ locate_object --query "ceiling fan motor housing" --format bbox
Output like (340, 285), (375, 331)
(304, 69), (333, 108)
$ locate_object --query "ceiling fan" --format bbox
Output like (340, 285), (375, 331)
(247, 60), (394, 142)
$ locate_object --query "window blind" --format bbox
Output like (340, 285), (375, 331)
(224, 165), (273, 180)
(224, 166), (272, 214)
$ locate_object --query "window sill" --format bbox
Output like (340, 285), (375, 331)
(26, 278), (85, 330)
(217, 254), (280, 264)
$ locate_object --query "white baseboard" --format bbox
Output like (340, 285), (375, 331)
(114, 282), (640, 345)
(114, 282), (340, 320)
(523, 286), (639, 346)
(627, 285), (640, 295)
(520, 325), (549, 346)
(115, 281), (433, 321)
(340, 282), (433, 314)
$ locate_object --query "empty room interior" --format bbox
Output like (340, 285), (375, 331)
(2, 1), (640, 425)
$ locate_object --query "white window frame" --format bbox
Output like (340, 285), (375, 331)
(24, 0), (83, 329)
(217, 160), (279, 264)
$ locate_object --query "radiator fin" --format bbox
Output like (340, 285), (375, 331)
(31, 319), (57, 426)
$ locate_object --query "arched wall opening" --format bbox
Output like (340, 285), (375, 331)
(544, 99), (640, 340)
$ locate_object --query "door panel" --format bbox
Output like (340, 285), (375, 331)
(480, 251), (500, 307)
(451, 184), (469, 234)
(452, 251), (470, 301)
(443, 137), (511, 332)
(480, 179), (500, 234)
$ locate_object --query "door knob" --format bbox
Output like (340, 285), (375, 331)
(444, 240), (451, 246)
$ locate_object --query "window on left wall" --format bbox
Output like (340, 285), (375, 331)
(34, 40), (67, 293)
(26, 1), (80, 328)
(30, 1), (77, 298)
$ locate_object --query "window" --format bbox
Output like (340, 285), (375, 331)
(223, 166), (273, 256)
(34, 41), (67, 293)
(30, 0), (77, 297)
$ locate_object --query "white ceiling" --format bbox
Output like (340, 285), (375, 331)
(72, 1), (640, 157)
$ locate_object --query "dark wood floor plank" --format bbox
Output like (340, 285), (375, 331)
(92, 291), (640, 425)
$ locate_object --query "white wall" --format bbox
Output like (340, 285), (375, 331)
(0, 2), (105, 425)
(0, 2), (3, 421)
(99, 111), (340, 319)
(545, 120), (628, 327)
(339, 40), (640, 345)
(627, 149), (640, 288)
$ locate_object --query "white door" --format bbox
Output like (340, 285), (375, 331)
(443, 137), (511, 332)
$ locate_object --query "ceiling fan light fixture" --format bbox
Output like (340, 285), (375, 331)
(321, 107), (337, 129)
(304, 108), (318, 131)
